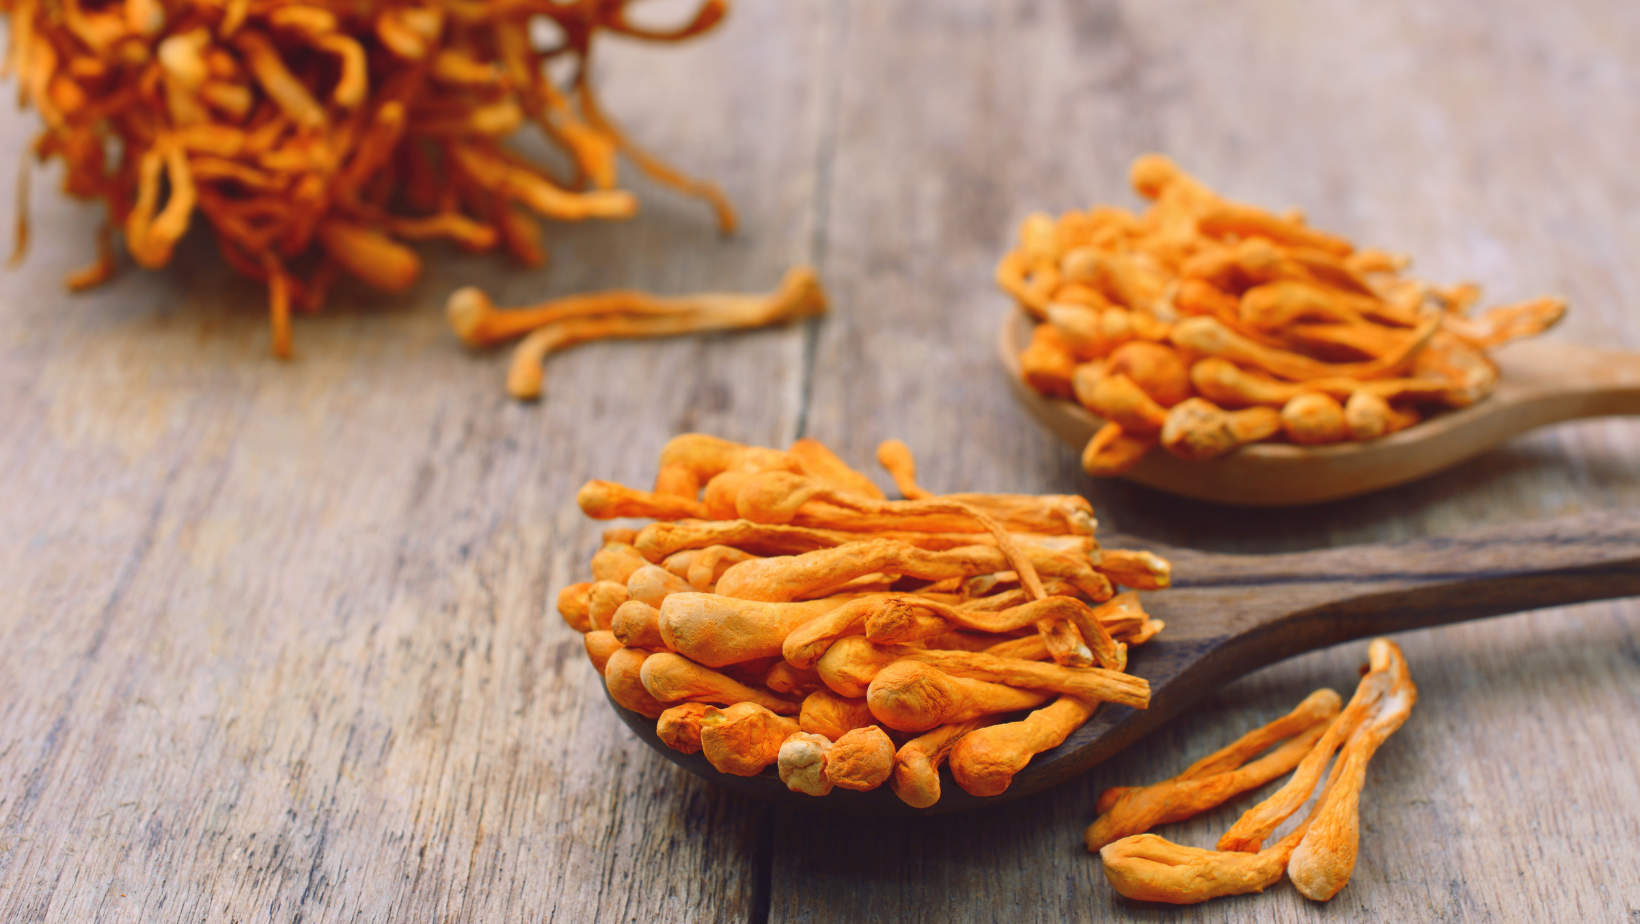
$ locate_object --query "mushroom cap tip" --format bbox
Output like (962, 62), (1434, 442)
(445, 286), (495, 344)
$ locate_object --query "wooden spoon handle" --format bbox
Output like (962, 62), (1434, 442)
(1126, 511), (1640, 674)
(1491, 339), (1640, 420)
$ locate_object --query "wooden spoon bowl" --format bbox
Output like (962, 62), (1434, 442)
(1000, 308), (1640, 506)
(606, 513), (1640, 816)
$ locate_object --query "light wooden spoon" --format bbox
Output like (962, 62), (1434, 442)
(603, 512), (1640, 815)
(999, 308), (1640, 505)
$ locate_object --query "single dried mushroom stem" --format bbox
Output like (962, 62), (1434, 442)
(818, 636), (1147, 707)
(626, 563), (693, 608)
(686, 545), (759, 589)
(947, 694), (1096, 797)
(584, 631), (622, 674)
(1100, 829), (1308, 905)
(314, 218), (421, 293)
(604, 647), (669, 719)
(586, 581), (630, 632)
(501, 267), (828, 400)
(656, 702), (714, 754)
(1161, 398), (1281, 462)
(610, 599), (664, 649)
(777, 731), (833, 796)
(765, 660), (825, 697)
(1093, 549), (1172, 590)
(639, 652), (799, 715)
(788, 438), (886, 500)
(592, 541), (650, 584)
(890, 717), (1001, 808)
(876, 440), (933, 500)
(1280, 392), (1349, 445)
(637, 516), (1091, 565)
(716, 539), (1109, 607)
(866, 661), (1052, 734)
(659, 592), (855, 668)
(1081, 422), (1156, 477)
(699, 702), (801, 776)
(557, 581), (593, 633)
(652, 434), (802, 499)
(800, 688), (879, 740)
(826, 725), (896, 792)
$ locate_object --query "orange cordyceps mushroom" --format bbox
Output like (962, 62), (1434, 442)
(556, 434), (1171, 808)
(1001, 155), (1568, 473)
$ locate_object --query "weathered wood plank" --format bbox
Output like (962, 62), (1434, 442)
(0, 2), (834, 921)
(783, 0), (1640, 920)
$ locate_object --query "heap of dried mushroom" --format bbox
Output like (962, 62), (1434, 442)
(3, 0), (734, 357)
(1091, 638), (1416, 904)
(557, 433), (1167, 806)
(1002, 155), (1567, 475)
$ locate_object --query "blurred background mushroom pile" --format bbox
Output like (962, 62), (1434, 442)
(2, 0), (733, 356)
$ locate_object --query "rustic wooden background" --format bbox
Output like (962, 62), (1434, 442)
(3, 0), (1638, 921)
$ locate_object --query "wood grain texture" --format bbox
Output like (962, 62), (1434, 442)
(1, 0), (1638, 922)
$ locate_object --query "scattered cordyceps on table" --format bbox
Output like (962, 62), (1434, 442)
(2, 0), (734, 357)
(557, 433), (1168, 807)
(448, 264), (826, 399)
(1001, 155), (1567, 476)
(1091, 638), (1417, 904)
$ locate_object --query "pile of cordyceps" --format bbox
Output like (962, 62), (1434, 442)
(1003, 154), (1567, 476)
(558, 434), (1169, 807)
(2, 0), (733, 356)
(1090, 638), (1416, 904)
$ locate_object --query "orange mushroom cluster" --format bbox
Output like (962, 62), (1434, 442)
(2, 0), (734, 357)
(559, 433), (1168, 807)
(1001, 155), (1567, 475)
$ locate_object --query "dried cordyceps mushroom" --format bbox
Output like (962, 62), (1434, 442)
(1100, 829), (1311, 905)
(1001, 154), (1568, 475)
(656, 702), (713, 755)
(557, 433), (1168, 806)
(889, 716), (1001, 808)
(450, 264), (828, 400)
(1083, 702), (1335, 850)
(3, 0), (738, 358)
(777, 731), (833, 796)
(947, 694), (1096, 797)
(1090, 638), (1417, 905)
(1284, 639), (1416, 901)
(699, 702), (799, 776)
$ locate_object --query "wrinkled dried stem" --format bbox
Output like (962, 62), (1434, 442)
(503, 267), (828, 399)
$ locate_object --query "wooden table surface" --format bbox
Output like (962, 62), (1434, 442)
(4, 1), (1639, 921)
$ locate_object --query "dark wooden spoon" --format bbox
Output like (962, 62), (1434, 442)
(605, 511), (1640, 816)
